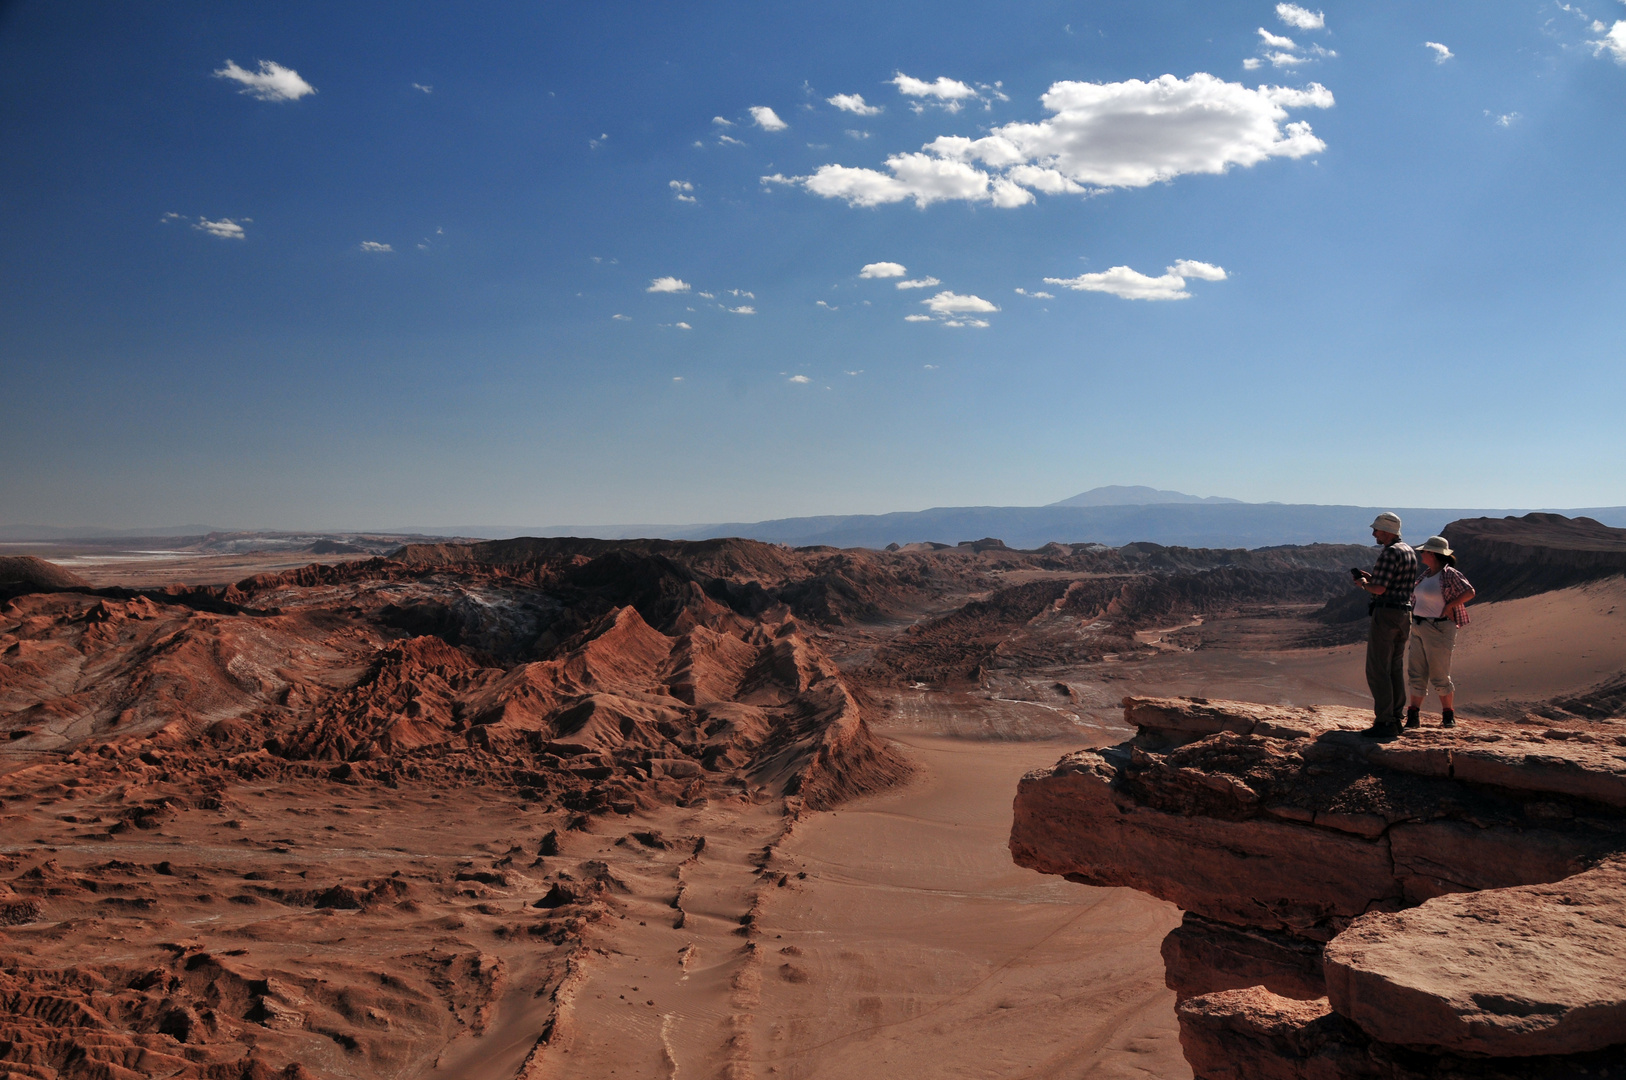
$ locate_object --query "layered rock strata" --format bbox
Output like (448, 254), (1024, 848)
(1011, 697), (1626, 1077)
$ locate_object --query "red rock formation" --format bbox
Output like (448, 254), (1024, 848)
(1011, 697), (1626, 1076)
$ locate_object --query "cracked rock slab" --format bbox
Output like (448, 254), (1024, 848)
(1324, 858), (1626, 1057)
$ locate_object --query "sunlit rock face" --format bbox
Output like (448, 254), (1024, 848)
(1011, 696), (1626, 1077)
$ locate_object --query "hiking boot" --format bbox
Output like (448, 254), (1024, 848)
(1405, 707), (1420, 728)
(1441, 710), (1456, 728)
(1358, 722), (1400, 740)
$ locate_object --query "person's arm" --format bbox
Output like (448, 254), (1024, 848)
(1357, 548), (1393, 596)
(1444, 586), (1475, 617)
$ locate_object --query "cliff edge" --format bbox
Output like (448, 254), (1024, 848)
(1010, 697), (1626, 1078)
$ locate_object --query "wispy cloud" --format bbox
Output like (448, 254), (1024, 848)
(194, 217), (246, 239)
(589, 133), (608, 149)
(1592, 21), (1626, 62)
(1258, 28), (1298, 49)
(718, 133), (745, 146)
(788, 374), (811, 383)
(860, 262), (907, 278)
(612, 313), (631, 321)
(1045, 259), (1227, 301)
(1275, 3), (1324, 30)
(780, 74), (1331, 210)
(669, 180), (696, 203)
(727, 305), (756, 314)
(896, 277), (940, 289)
(1014, 287), (1054, 298)
(648, 276), (691, 293)
(904, 314), (933, 322)
(712, 116), (734, 127)
(359, 240), (393, 252)
(1486, 110), (1521, 127)
(676, 322), (691, 330)
(1423, 41), (1454, 63)
(214, 60), (315, 102)
(828, 93), (882, 116)
(750, 106), (788, 131)
(892, 73), (979, 113)
(412, 82), (433, 94)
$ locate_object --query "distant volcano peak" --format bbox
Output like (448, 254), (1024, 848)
(1048, 485), (1244, 507)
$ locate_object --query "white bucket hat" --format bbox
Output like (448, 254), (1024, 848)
(1417, 535), (1456, 564)
(1370, 512), (1402, 533)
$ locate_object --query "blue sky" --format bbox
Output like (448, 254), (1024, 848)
(2, 1), (1623, 530)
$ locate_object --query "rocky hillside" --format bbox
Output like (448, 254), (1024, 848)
(1442, 512), (1626, 601)
(1011, 697), (1626, 1078)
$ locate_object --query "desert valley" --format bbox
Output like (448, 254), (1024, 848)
(2, 513), (1623, 1080)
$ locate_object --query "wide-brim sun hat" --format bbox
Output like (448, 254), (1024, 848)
(1418, 535), (1456, 564)
(1370, 512), (1402, 533)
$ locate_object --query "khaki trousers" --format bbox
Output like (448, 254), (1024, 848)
(1366, 607), (1412, 725)
(1407, 618), (1457, 696)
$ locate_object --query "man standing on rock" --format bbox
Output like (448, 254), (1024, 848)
(1350, 512), (1419, 738)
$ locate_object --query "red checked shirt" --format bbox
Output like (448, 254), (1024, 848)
(1439, 565), (1474, 627)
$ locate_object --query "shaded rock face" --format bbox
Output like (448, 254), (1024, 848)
(1010, 697), (1626, 1076)
(1441, 512), (1626, 603)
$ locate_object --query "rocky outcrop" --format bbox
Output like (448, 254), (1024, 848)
(1442, 512), (1626, 602)
(1010, 697), (1626, 1076)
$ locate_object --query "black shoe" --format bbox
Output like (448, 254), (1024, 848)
(1441, 710), (1455, 728)
(1359, 722), (1400, 739)
(1405, 708), (1420, 728)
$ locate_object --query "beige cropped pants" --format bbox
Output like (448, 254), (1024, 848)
(1406, 618), (1457, 696)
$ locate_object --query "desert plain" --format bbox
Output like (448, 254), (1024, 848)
(2, 518), (1623, 1080)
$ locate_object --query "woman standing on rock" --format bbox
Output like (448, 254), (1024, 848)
(1406, 535), (1475, 729)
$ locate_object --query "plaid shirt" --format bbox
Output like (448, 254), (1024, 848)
(1368, 541), (1419, 605)
(1438, 565), (1474, 627)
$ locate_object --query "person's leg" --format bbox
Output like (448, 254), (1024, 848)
(1386, 614), (1410, 726)
(1405, 626), (1428, 726)
(1365, 609), (1407, 734)
(1432, 624), (1457, 726)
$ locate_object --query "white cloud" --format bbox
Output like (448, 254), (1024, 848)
(923, 291), (998, 315)
(673, 376), (684, 380)
(1044, 259), (1227, 301)
(214, 59), (316, 102)
(904, 314), (934, 322)
(1258, 28), (1298, 49)
(846, 129), (871, 140)
(1266, 51), (1309, 67)
(1487, 110), (1521, 127)
(828, 93), (882, 115)
(712, 116), (734, 127)
(1276, 4), (1324, 30)
(412, 82), (433, 94)
(648, 276), (691, 293)
(359, 240), (393, 252)
(896, 277), (940, 289)
(1243, 58), (1263, 70)
(1423, 42), (1454, 63)
(893, 74), (978, 103)
(718, 133), (745, 146)
(727, 289), (754, 298)
(612, 314), (631, 321)
(193, 217), (245, 240)
(1592, 21), (1626, 62)
(791, 74), (1330, 209)
(788, 374), (811, 383)
(860, 262), (907, 278)
(590, 133), (608, 149)
(750, 106), (788, 131)
(816, 300), (838, 309)
(669, 179), (697, 203)
(943, 318), (990, 328)
(1014, 288), (1054, 298)
(675, 322), (692, 330)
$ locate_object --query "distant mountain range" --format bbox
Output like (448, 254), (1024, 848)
(8, 488), (1626, 551)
